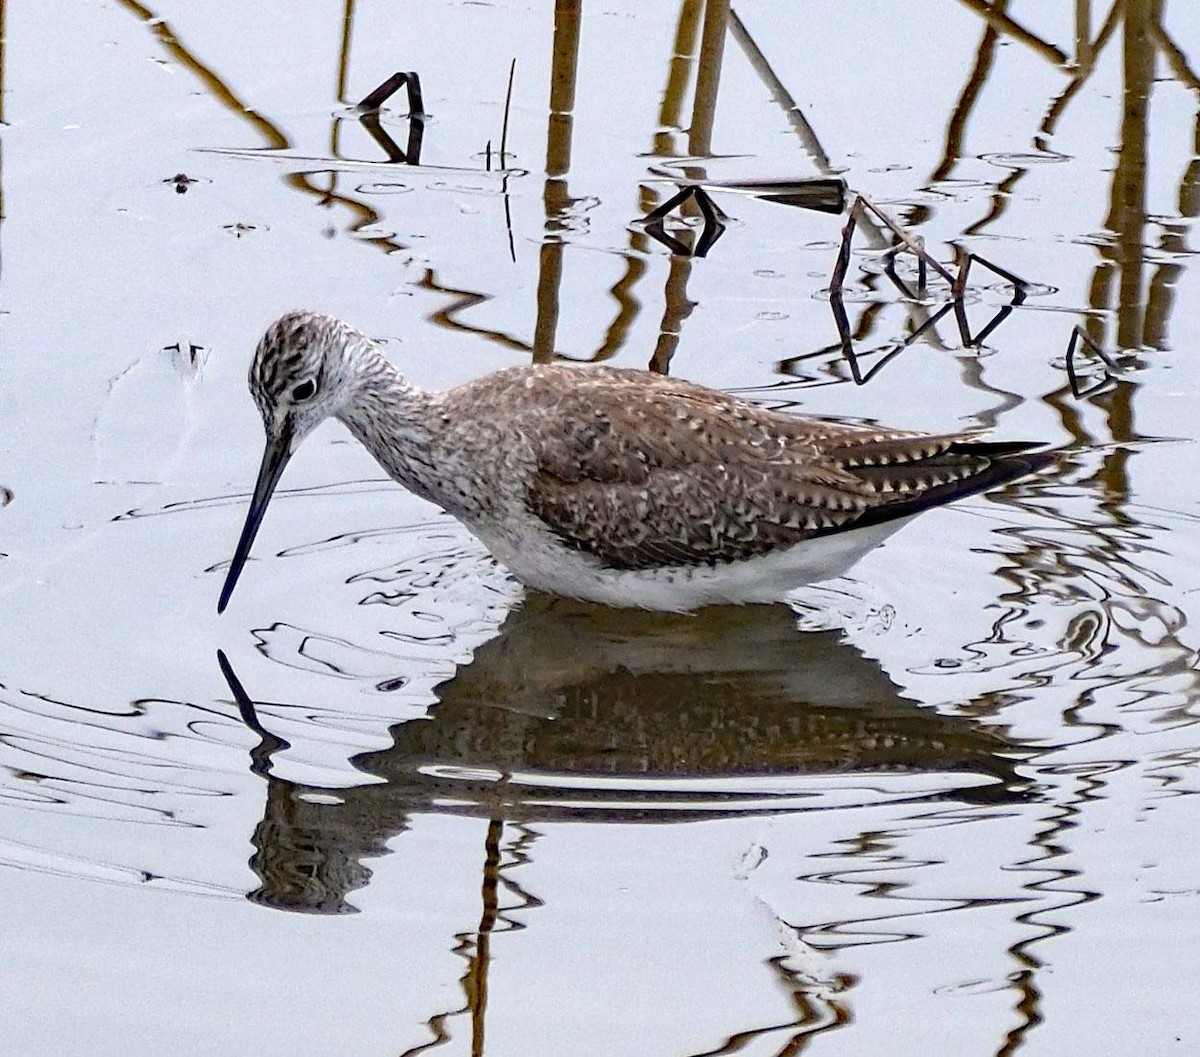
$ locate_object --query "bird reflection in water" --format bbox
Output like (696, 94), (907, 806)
(218, 595), (1032, 916)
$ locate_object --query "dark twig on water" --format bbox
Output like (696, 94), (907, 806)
(956, 251), (1029, 345)
(1065, 324), (1120, 398)
(357, 70), (424, 116)
(497, 58), (518, 261)
(855, 194), (957, 286)
(828, 192), (1039, 383)
(354, 71), (426, 164)
(642, 185), (728, 258)
(646, 170), (848, 214)
(952, 245), (972, 301)
(782, 303), (957, 387)
(827, 209), (959, 385)
(828, 211), (857, 365)
(359, 110), (424, 164)
(699, 176), (846, 213)
(500, 58), (516, 168)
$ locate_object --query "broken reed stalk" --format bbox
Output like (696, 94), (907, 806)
(825, 191), (1081, 385)
(643, 185), (727, 258)
(1066, 324), (1119, 397)
(353, 72), (426, 164)
(856, 194), (956, 286)
(828, 193), (1129, 398)
(952, 246), (972, 300)
(699, 176), (847, 213)
(691, 187), (728, 257)
(358, 72), (408, 111)
(834, 193), (1035, 347)
(500, 58), (516, 168)
(949, 247), (976, 346)
(357, 71), (424, 116)
(499, 59), (517, 263)
(403, 74), (425, 118)
(828, 211), (861, 379)
(831, 212), (956, 384)
(955, 251), (1030, 345)
(829, 211), (855, 301)
(782, 301), (958, 387)
(883, 236), (927, 298)
(358, 110), (407, 163)
(641, 177), (847, 260)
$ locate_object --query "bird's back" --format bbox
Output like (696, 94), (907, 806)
(440, 364), (1050, 574)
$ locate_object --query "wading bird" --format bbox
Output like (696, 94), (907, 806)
(217, 311), (1050, 613)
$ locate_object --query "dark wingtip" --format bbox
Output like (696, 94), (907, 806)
(976, 445), (1057, 488)
(949, 438), (1054, 461)
(824, 442), (1056, 538)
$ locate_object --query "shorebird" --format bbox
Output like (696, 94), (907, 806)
(217, 311), (1050, 613)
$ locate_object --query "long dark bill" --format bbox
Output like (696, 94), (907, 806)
(217, 422), (293, 614)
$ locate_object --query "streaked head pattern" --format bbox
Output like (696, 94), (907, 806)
(248, 310), (366, 435)
(218, 311), (373, 613)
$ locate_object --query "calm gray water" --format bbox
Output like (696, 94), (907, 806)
(3, 1), (1200, 1054)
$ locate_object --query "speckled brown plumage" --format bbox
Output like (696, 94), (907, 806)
(219, 311), (1052, 612)
(420, 365), (1044, 571)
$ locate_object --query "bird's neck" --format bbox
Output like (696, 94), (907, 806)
(335, 347), (445, 504)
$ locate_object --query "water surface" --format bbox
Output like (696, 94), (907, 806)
(3, 2), (1200, 1054)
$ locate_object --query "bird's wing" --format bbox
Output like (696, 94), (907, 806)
(518, 370), (1043, 570)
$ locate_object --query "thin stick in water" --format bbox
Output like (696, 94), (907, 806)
(500, 58), (516, 167)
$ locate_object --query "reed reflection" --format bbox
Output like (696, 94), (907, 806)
(916, 464), (1200, 1055)
(220, 596), (1030, 915)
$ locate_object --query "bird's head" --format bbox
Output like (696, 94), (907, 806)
(248, 310), (367, 445)
(219, 310), (373, 613)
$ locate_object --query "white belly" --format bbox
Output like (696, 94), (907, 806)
(471, 517), (914, 612)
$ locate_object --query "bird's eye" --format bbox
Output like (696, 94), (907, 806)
(291, 379), (317, 401)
